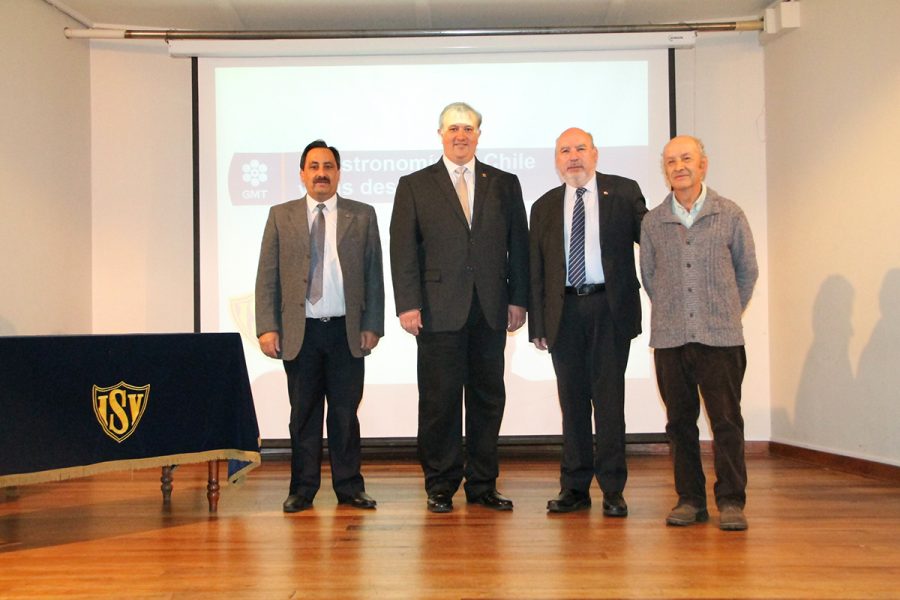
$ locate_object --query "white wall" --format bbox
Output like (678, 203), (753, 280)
(673, 32), (771, 441)
(90, 41), (194, 333)
(0, 0), (92, 335)
(765, 0), (900, 465)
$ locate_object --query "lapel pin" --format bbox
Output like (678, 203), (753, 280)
(602, 190), (609, 195)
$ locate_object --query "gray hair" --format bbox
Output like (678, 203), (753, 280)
(687, 135), (707, 158)
(438, 102), (482, 131)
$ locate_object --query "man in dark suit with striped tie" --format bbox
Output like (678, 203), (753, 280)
(529, 128), (647, 515)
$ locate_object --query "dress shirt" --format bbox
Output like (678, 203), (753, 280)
(671, 182), (708, 228)
(563, 178), (604, 285)
(442, 155), (475, 223)
(304, 194), (345, 318)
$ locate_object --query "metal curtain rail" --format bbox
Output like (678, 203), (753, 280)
(64, 20), (764, 40)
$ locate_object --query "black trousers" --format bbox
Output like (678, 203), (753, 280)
(654, 343), (747, 509)
(283, 317), (365, 501)
(415, 296), (507, 499)
(550, 290), (630, 495)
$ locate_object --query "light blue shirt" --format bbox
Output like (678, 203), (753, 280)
(671, 182), (708, 228)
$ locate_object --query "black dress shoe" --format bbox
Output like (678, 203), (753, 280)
(467, 489), (514, 511)
(602, 492), (628, 517)
(337, 491), (377, 509)
(427, 492), (453, 513)
(283, 494), (313, 513)
(547, 489), (591, 513)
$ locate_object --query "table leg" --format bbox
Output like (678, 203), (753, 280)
(160, 466), (173, 507)
(207, 460), (220, 513)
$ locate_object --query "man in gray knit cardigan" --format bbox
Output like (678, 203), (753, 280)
(640, 135), (758, 531)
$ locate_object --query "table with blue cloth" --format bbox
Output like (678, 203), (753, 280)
(0, 333), (261, 512)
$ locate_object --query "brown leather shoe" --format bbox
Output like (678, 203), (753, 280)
(719, 504), (748, 531)
(666, 503), (709, 526)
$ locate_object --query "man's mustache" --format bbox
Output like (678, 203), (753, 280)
(313, 177), (331, 184)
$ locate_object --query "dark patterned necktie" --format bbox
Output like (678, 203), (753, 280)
(568, 187), (587, 287)
(307, 203), (325, 304)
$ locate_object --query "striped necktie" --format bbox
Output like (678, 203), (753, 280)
(568, 187), (587, 288)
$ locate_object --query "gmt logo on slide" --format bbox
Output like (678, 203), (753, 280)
(227, 149), (550, 206)
(229, 153), (293, 205)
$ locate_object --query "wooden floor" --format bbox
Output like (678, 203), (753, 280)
(1, 454), (898, 599)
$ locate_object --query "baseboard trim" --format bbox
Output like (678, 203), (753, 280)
(259, 439), (900, 483)
(768, 441), (900, 483)
(259, 437), (777, 461)
(260, 434), (670, 461)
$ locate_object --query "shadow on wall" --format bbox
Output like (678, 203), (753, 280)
(791, 275), (857, 451)
(786, 270), (900, 462)
(855, 269), (900, 459)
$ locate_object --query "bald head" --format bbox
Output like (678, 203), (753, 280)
(555, 128), (599, 187)
(663, 135), (706, 159)
(662, 135), (708, 204)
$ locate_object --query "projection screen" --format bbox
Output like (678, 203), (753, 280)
(196, 38), (675, 440)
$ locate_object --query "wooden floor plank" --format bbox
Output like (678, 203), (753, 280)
(1, 455), (898, 599)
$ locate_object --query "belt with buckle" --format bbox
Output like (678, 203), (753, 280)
(307, 316), (344, 323)
(565, 283), (605, 296)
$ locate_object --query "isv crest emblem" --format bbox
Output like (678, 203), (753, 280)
(92, 382), (150, 443)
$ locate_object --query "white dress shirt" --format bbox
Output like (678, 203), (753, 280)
(304, 194), (345, 318)
(563, 178), (605, 285)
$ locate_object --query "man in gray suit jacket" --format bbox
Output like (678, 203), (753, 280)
(529, 128), (647, 516)
(256, 140), (384, 513)
(390, 102), (529, 513)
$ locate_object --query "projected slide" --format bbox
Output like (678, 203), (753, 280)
(198, 49), (672, 439)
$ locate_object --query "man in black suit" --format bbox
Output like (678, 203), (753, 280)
(256, 140), (384, 513)
(529, 127), (647, 515)
(390, 102), (529, 513)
